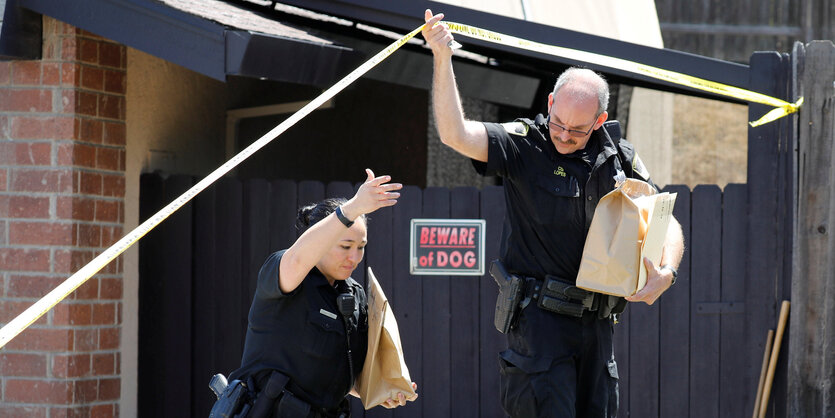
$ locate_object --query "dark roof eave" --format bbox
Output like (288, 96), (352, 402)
(270, 0), (752, 100)
(1, 0), (43, 60)
(19, 0), (361, 85)
(226, 30), (362, 87)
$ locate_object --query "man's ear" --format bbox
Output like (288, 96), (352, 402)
(547, 93), (554, 109)
(594, 111), (609, 129)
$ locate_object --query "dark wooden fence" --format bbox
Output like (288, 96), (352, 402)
(655, 0), (831, 63)
(138, 175), (790, 417)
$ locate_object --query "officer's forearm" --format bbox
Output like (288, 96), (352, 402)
(432, 56), (466, 144)
(430, 56), (489, 161)
(659, 216), (684, 268)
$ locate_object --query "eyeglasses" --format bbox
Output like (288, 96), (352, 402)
(547, 109), (596, 138)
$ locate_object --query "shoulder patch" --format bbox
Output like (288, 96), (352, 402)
(632, 152), (651, 180)
(501, 122), (529, 136)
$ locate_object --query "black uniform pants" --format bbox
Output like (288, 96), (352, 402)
(499, 305), (618, 418)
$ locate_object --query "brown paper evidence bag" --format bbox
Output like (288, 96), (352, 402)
(576, 178), (677, 297)
(355, 267), (416, 410)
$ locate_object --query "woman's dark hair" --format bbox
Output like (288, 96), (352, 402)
(296, 197), (367, 231)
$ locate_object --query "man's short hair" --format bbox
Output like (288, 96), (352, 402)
(552, 68), (610, 117)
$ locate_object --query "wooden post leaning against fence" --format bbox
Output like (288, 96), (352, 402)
(788, 40), (835, 418)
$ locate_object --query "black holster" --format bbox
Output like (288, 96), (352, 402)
(490, 260), (526, 333)
(208, 375), (251, 418)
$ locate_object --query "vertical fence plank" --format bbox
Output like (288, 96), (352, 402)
(392, 186), (423, 418)
(161, 175), (195, 417)
(192, 182), (219, 417)
(479, 185), (506, 418)
(773, 52), (795, 418)
(420, 187), (452, 417)
(659, 185), (691, 418)
(789, 40), (835, 418)
(747, 51), (790, 417)
(719, 184), (748, 418)
(138, 174), (166, 417)
(778, 50), (796, 305)
(689, 185), (722, 418)
(628, 286), (660, 417)
(216, 179), (244, 374)
(450, 187), (481, 418)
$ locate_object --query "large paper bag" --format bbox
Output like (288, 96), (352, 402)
(356, 267), (416, 409)
(576, 178), (677, 297)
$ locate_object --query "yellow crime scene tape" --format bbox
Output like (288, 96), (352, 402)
(0, 18), (803, 349)
(0, 24), (426, 350)
(444, 21), (803, 127)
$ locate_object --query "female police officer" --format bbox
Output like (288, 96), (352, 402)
(227, 169), (417, 417)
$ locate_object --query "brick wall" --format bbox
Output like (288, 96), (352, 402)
(0, 16), (126, 417)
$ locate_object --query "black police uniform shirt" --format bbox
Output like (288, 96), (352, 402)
(229, 250), (368, 410)
(473, 115), (655, 282)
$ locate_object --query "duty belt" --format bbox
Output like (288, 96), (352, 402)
(529, 275), (598, 318)
(528, 275), (627, 319)
(488, 259), (626, 333)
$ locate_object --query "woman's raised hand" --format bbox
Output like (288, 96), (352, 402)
(341, 169), (402, 220)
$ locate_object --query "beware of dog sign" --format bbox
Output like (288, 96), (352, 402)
(409, 219), (486, 276)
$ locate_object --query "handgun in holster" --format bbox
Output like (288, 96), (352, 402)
(490, 259), (526, 334)
(208, 373), (251, 418)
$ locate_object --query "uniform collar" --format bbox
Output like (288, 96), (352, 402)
(594, 123), (619, 170)
(309, 267), (357, 294)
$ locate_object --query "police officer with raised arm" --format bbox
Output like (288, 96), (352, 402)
(210, 170), (417, 418)
(422, 10), (684, 418)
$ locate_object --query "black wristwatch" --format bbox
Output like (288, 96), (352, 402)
(334, 206), (354, 228)
(661, 264), (678, 285)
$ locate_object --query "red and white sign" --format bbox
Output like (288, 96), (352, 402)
(409, 219), (486, 276)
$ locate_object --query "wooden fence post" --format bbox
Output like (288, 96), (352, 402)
(789, 40), (835, 417)
(746, 51), (794, 417)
